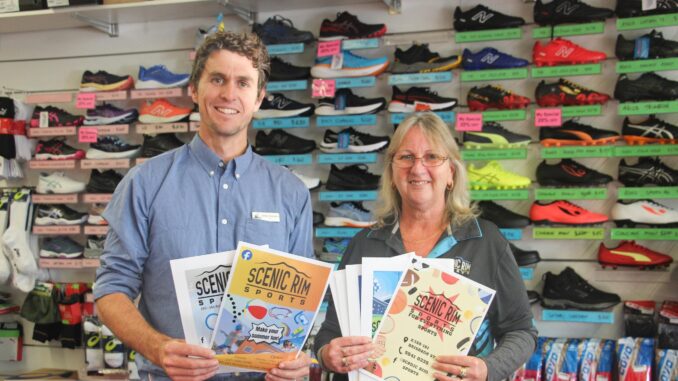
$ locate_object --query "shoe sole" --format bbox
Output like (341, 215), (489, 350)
(613, 219), (678, 228)
(541, 298), (620, 311)
(390, 57), (462, 74)
(470, 184), (530, 190)
(319, 140), (389, 153)
(315, 103), (383, 116)
(536, 94), (609, 107)
(253, 146), (315, 155)
(138, 113), (190, 123)
(537, 179), (610, 187)
(599, 261), (672, 270)
(84, 112), (137, 126)
(39, 250), (83, 259)
(325, 183), (378, 191)
(388, 100), (457, 113)
(463, 140), (531, 149)
(254, 107), (313, 119)
(87, 216), (108, 225)
(136, 78), (189, 89)
(531, 219), (607, 226)
(539, 137), (619, 147)
(515, 253), (541, 267)
(623, 136), (678, 145)
(533, 58), (605, 67)
(35, 153), (85, 160)
(36, 184), (86, 194)
(80, 77), (134, 92)
(318, 27), (387, 41)
(324, 217), (376, 228)
(34, 216), (87, 225)
(86, 147), (141, 160)
(467, 100), (529, 111)
(310, 62), (389, 79)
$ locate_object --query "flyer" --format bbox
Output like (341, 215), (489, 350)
(210, 242), (333, 372)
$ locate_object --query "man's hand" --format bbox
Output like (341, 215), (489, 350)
(265, 351), (312, 381)
(157, 339), (220, 381)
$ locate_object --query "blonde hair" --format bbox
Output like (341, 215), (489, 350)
(373, 112), (477, 228)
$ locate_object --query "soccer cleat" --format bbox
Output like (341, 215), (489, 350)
(616, 0), (678, 18)
(269, 57), (311, 81)
(614, 72), (678, 102)
(533, 38), (606, 66)
(618, 157), (678, 187)
(30, 106), (85, 128)
(467, 161), (531, 190)
(255, 93), (314, 119)
(252, 15), (315, 45)
(539, 119), (619, 146)
(622, 116), (678, 145)
(325, 164), (380, 191)
(611, 200), (678, 228)
(36, 172), (86, 194)
(510, 243), (541, 267)
(136, 65), (190, 89)
(86, 136), (142, 160)
(477, 201), (531, 228)
(39, 237), (84, 259)
(311, 51), (389, 78)
(598, 241), (672, 269)
(453, 5), (525, 31)
(391, 44), (461, 74)
(253, 130), (316, 155)
(140, 133), (185, 158)
(533, 0), (614, 26)
(462, 122), (531, 149)
(461, 48), (529, 70)
(315, 89), (385, 116)
(467, 85), (530, 111)
(80, 70), (134, 92)
(138, 98), (192, 123)
(530, 200), (608, 225)
(324, 201), (376, 228)
(319, 11), (386, 40)
(387, 86), (457, 113)
(34, 139), (86, 160)
(616, 30), (678, 61)
(320, 127), (390, 153)
(34, 204), (88, 226)
(535, 78), (610, 107)
(541, 267), (621, 310)
(289, 169), (320, 191)
(84, 103), (138, 126)
(537, 159), (613, 186)
(86, 170), (123, 194)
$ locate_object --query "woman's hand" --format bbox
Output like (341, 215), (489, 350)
(432, 355), (488, 381)
(320, 336), (375, 373)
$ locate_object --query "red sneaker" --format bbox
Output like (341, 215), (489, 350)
(533, 38), (606, 67)
(530, 200), (608, 225)
(599, 241), (672, 268)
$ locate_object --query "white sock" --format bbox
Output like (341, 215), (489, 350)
(84, 319), (104, 371)
(2, 192), (37, 276)
(102, 325), (124, 369)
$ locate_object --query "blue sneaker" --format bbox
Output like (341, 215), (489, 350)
(462, 48), (529, 70)
(39, 236), (84, 259)
(324, 201), (376, 227)
(252, 15), (314, 45)
(320, 238), (350, 262)
(311, 51), (389, 79)
(137, 65), (190, 89)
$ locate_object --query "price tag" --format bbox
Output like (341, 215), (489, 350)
(535, 108), (562, 127)
(456, 113), (483, 131)
(75, 93), (97, 109)
(312, 79), (336, 98)
(78, 127), (98, 143)
(317, 40), (342, 57)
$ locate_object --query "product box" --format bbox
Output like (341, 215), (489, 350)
(659, 301), (678, 350)
(617, 337), (654, 381)
(656, 349), (678, 381)
(512, 337), (546, 381)
(543, 338), (580, 381)
(625, 301), (657, 338)
(0, 322), (22, 361)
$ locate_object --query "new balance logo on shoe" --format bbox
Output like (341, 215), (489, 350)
(148, 105), (173, 117)
(556, 1), (581, 15)
(471, 11), (494, 23)
(269, 134), (289, 147)
(555, 46), (575, 57)
(0, 108), (7, 116)
(269, 96), (292, 110)
(481, 53), (500, 64)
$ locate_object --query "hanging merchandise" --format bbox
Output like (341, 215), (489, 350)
(20, 282), (61, 343)
(0, 197), (9, 285)
(2, 189), (39, 292)
(12, 98), (35, 163)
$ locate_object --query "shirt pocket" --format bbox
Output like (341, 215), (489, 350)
(244, 217), (289, 252)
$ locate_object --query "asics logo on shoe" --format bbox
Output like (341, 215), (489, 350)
(555, 46), (575, 57)
(609, 250), (652, 263)
(471, 11), (494, 23)
(480, 53), (501, 64)
(562, 165), (586, 177)
(627, 124), (674, 139)
(555, 1), (581, 15)
(622, 167), (674, 183)
(642, 205), (666, 215)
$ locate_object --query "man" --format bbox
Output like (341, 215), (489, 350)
(94, 31), (313, 381)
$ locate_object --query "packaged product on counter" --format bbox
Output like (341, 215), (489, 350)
(625, 301), (657, 338)
(617, 337), (654, 381)
(579, 338), (615, 381)
(659, 301), (678, 350)
(656, 349), (678, 381)
(543, 338), (580, 381)
(512, 337), (546, 381)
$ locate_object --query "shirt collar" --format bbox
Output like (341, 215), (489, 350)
(188, 134), (254, 177)
(367, 216), (483, 252)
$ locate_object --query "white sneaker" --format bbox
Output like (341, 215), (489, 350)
(611, 200), (678, 227)
(36, 172), (86, 194)
(290, 169), (320, 190)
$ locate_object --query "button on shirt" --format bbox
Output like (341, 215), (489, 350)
(94, 135), (313, 379)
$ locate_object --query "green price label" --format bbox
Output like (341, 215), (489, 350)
(455, 28), (522, 43)
(616, 58), (678, 73)
(461, 148), (528, 161)
(533, 227), (605, 239)
(618, 100), (678, 115)
(617, 13), (678, 30)
(611, 228), (678, 240)
(482, 109), (526, 122)
(532, 22), (604, 38)
(613, 144), (678, 157)
(470, 189), (530, 200)
(532, 63), (602, 78)
(460, 68), (528, 82)
(561, 105), (603, 117)
(541, 146), (613, 158)
(618, 187), (678, 199)
(535, 187), (607, 200)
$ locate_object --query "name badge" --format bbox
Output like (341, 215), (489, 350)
(252, 212), (280, 222)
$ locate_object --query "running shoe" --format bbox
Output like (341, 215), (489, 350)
(86, 170), (123, 194)
(138, 99), (192, 123)
(387, 86), (457, 113)
(530, 200), (608, 225)
(39, 237), (84, 259)
(539, 119), (619, 146)
(614, 72), (678, 102)
(616, 0), (677, 18)
(255, 93), (314, 119)
(611, 200), (678, 228)
(319, 11), (386, 40)
(542, 267), (621, 310)
(534, 0), (613, 26)
(467, 85), (530, 111)
(34, 204), (88, 226)
(84, 104), (138, 126)
(270, 57), (311, 81)
(289, 169), (320, 191)
(87, 203), (108, 225)
(30, 106), (85, 128)
(34, 139), (85, 160)
(461, 48), (529, 70)
(136, 65), (190, 89)
(80, 70), (134, 92)
(391, 44), (461, 74)
(510, 243), (541, 267)
(86, 136), (142, 160)
(320, 237), (350, 262)
(453, 5), (525, 31)
(253, 130), (316, 155)
(324, 201), (376, 228)
(535, 78), (610, 107)
(36, 172), (86, 194)
(140, 133), (185, 158)
(536, 159), (613, 186)
(252, 15), (315, 45)
(477, 201), (531, 228)
(618, 157), (678, 187)
(616, 30), (678, 61)
(84, 235), (106, 258)
(311, 51), (389, 78)
(622, 116), (678, 145)
(533, 38), (606, 66)
(319, 127), (390, 153)
(325, 164), (380, 191)
(467, 161), (531, 190)
(598, 241), (672, 269)
(315, 89), (385, 116)
(462, 122), (531, 149)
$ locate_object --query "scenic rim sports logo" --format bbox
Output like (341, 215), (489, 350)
(245, 261), (312, 305)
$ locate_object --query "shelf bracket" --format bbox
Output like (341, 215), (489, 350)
(217, 1), (256, 25)
(71, 13), (118, 37)
(383, 0), (401, 14)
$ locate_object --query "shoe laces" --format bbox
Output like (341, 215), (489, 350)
(345, 201), (369, 213)
(563, 268), (596, 293)
(337, 11), (358, 22)
(271, 15), (295, 28)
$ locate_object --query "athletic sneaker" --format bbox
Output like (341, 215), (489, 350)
(614, 72), (678, 102)
(462, 122), (531, 149)
(255, 93), (314, 119)
(313, 211), (324, 226)
(453, 5), (525, 31)
(534, 0), (613, 26)
(387, 86), (457, 113)
(622, 116), (678, 145)
(510, 243), (541, 267)
(321, 238), (350, 262)
(616, 0), (677, 17)
(530, 200), (608, 225)
(618, 157), (678, 187)
(527, 290), (541, 305)
(616, 30), (678, 61)
(311, 51), (389, 79)
(39, 237), (84, 259)
(140, 133), (184, 158)
(542, 267), (621, 310)
(611, 200), (678, 228)
(318, 11), (386, 40)
(30, 106), (85, 128)
(536, 159), (613, 186)
(315, 89), (385, 116)
(467, 161), (531, 190)
(87, 203), (107, 225)
(319, 127), (390, 153)
(461, 48), (529, 70)
(289, 169), (320, 191)
(34, 204), (88, 225)
(86, 170), (123, 193)
(325, 164), (380, 190)
(599, 241), (672, 269)
(477, 201), (531, 228)
(84, 104), (138, 126)
(36, 172), (86, 194)
(253, 130), (316, 155)
(138, 99), (192, 123)
(270, 57), (311, 81)
(34, 139), (86, 160)
(324, 201), (376, 228)
(535, 78), (610, 107)
(252, 15), (315, 45)
(391, 44), (462, 74)
(86, 136), (141, 159)
(533, 38), (606, 66)
(80, 70), (134, 92)
(539, 119), (619, 146)
(84, 236), (105, 259)
(467, 85), (530, 111)
(136, 65), (190, 89)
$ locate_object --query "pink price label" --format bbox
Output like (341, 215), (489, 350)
(75, 93), (97, 109)
(317, 40), (341, 57)
(78, 127), (98, 143)
(535, 108), (562, 127)
(312, 79), (336, 98)
(455, 113), (483, 131)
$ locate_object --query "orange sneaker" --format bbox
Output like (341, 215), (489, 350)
(138, 99), (192, 123)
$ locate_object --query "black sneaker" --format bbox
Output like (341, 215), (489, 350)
(319, 11), (387, 41)
(509, 243), (541, 267)
(313, 211), (324, 227)
(315, 89), (385, 116)
(270, 57), (311, 81)
(255, 93), (314, 119)
(30, 106), (85, 128)
(619, 157), (678, 187)
(539, 119), (619, 146)
(326, 164), (380, 190)
(86, 136), (141, 160)
(477, 201), (531, 228)
(616, 0), (677, 18)
(616, 30), (678, 61)
(462, 122), (532, 149)
(319, 127), (390, 153)
(541, 267), (621, 310)
(527, 290), (541, 305)
(622, 116), (678, 145)
(34, 204), (88, 226)
(140, 133), (185, 158)
(391, 44), (461, 74)
(387, 86), (457, 113)
(537, 159), (613, 186)
(0, 97), (14, 119)
(252, 15), (315, 45)
(253, 130), (316, 155)
(80, 70), (133, 92)
(535, 78), (610, 107)
(614, 72), (678, 102)
(34, 138), (86, 160)
(534, 0), (614, 26)
(453, 5), (525, 31)
(86, 170), (123, 193)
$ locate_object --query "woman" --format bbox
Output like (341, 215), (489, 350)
(314, 112), (537, 381)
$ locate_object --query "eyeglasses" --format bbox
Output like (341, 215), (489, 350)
(392, 153), (449, 168)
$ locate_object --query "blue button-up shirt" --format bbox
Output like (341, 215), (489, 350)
(94, 135), (313, 379)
